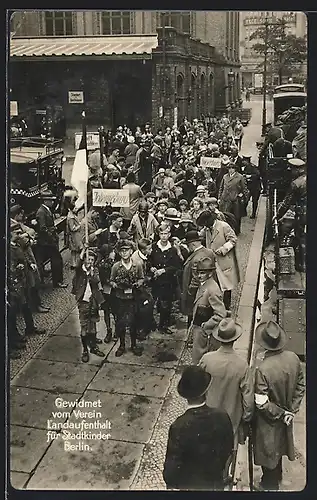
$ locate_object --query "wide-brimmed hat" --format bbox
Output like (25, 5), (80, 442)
(197, 257), (216, 271)
(196, 185), (206, 193)
(177, 365), (212, 400)
(221, 155), (230, 165)
(185, 230), (201, 244)
(213, 318), (243, 343)
(288, 158), (305, 168)
(127, 136), (135, 143)
(40, 189), (57, 200)
(164, 208), (180, 221)
(158, 168), (166, 174)
(242, 154), (252, 160)
(255, 320), (287, 351)
(180, 214), (194, 224)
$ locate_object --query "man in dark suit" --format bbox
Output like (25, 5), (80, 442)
(35, 190), (67, 288)
(229, 145), (243, 173)
(163, 365), (234, 491)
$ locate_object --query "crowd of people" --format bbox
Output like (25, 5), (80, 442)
(8, 112), (306, 492)
(9, 113), (262, 362)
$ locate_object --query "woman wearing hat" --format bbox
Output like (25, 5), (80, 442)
(71, 247), (106, 362)
(110, 239), (144, 357)
(218, 162), (249, 235)
(199, 316), (254, 449)
(190, 197), (204, 226)
(163, 365), (234, 490)
(65, 191), (84, 269)
(252, 320), (305, 491)
(155, 199), (169, 224)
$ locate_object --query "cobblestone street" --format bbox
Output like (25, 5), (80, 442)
(9, 96), (306, 492)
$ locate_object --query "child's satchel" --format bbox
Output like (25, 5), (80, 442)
(134, 286), (154, 316)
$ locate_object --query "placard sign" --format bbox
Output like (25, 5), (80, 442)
(92, 189), (129, 208)
(68, 91), (84, 104)
(75, 132), (99, 151)
(200, 157), (222, 169)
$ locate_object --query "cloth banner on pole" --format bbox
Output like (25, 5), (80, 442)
(70, 113), (89, 211)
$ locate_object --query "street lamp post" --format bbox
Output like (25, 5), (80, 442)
(261, 14), (269, 136)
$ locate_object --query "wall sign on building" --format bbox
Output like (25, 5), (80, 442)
(10, 101), (18, 116)
(68, 91), (84, 104)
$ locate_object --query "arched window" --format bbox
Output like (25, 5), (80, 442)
(190, 73), (197, 119)
(209, 73), (214, 113)
(177, 74), (185, 119)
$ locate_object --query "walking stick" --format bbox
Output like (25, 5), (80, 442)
(248, 427), (254, 491)
(228, 449), (238, 491)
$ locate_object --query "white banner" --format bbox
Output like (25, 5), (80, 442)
(92, 189), (129, 208)
(254, 73), (263, 88)
(159, 106), (163, 118)
(75, 132), (100, 151)
(200, 157), (222, 169)
(68, 91), (84, 104)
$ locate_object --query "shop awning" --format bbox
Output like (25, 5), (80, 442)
(10, 35), (158, 59)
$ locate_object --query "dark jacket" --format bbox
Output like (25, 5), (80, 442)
(71, 263), (104, 305)
(163, 405), (234, 490)
(149, 242), (182, 298)
(35, 204), (59, 247)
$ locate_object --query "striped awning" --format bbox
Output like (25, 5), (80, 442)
(10, 35), (158, 59)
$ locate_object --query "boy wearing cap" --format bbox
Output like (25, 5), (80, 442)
(127, 201), (159, 243)
(199, 317), (254, 449)
(72, 247), (106, 362)
(163, 365), (234, 490)
(110, 239), (144, 356)
(252, 320), (305, 491)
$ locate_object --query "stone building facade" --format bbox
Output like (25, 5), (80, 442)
(10, 11), (241, 136)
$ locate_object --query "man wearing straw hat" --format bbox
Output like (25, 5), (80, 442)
(163, 365), (234, 490)
(199, 316), (254, 449)
(252, 320), (305, 491)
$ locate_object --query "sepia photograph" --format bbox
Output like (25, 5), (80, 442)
(7, 9), (307, 492)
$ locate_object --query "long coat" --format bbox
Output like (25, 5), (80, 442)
(199, 346), (254, 444)
(163, 405), (234, 490)
(218, 172), (248, 222)
(181, 246), (217, 316)
(253, 349), (305, 469)
(191, 277), (227, 364)
(202, 219), (240, 291)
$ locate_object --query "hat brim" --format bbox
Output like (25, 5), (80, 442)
(177, 372), (212, 399)
(165, 217), (181, 222)
(255, 322), (287, 351)
(41, 196), (57, 200)
(212, 323), (243, 343)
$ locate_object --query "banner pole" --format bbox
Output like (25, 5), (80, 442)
(81, 110), (89, 261)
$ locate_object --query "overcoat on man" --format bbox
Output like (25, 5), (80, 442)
(202, 219), (240, 291)
(218, 171), (248, 233)
(191, 277), (227, 364)
(163, 405), (234, 490)
(253, 350), (305, 469)
(199, 346), (254, 446)
(181, 246), (217, 316)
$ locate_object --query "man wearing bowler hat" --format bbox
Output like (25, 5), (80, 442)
(199, 316), (254, 449)
(191, 257), (227, 364)
(181, 231), (218, 330)
(252, 320), (305, 491)
(35, 190), (67, 288)
(163, 365), (234, 490)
